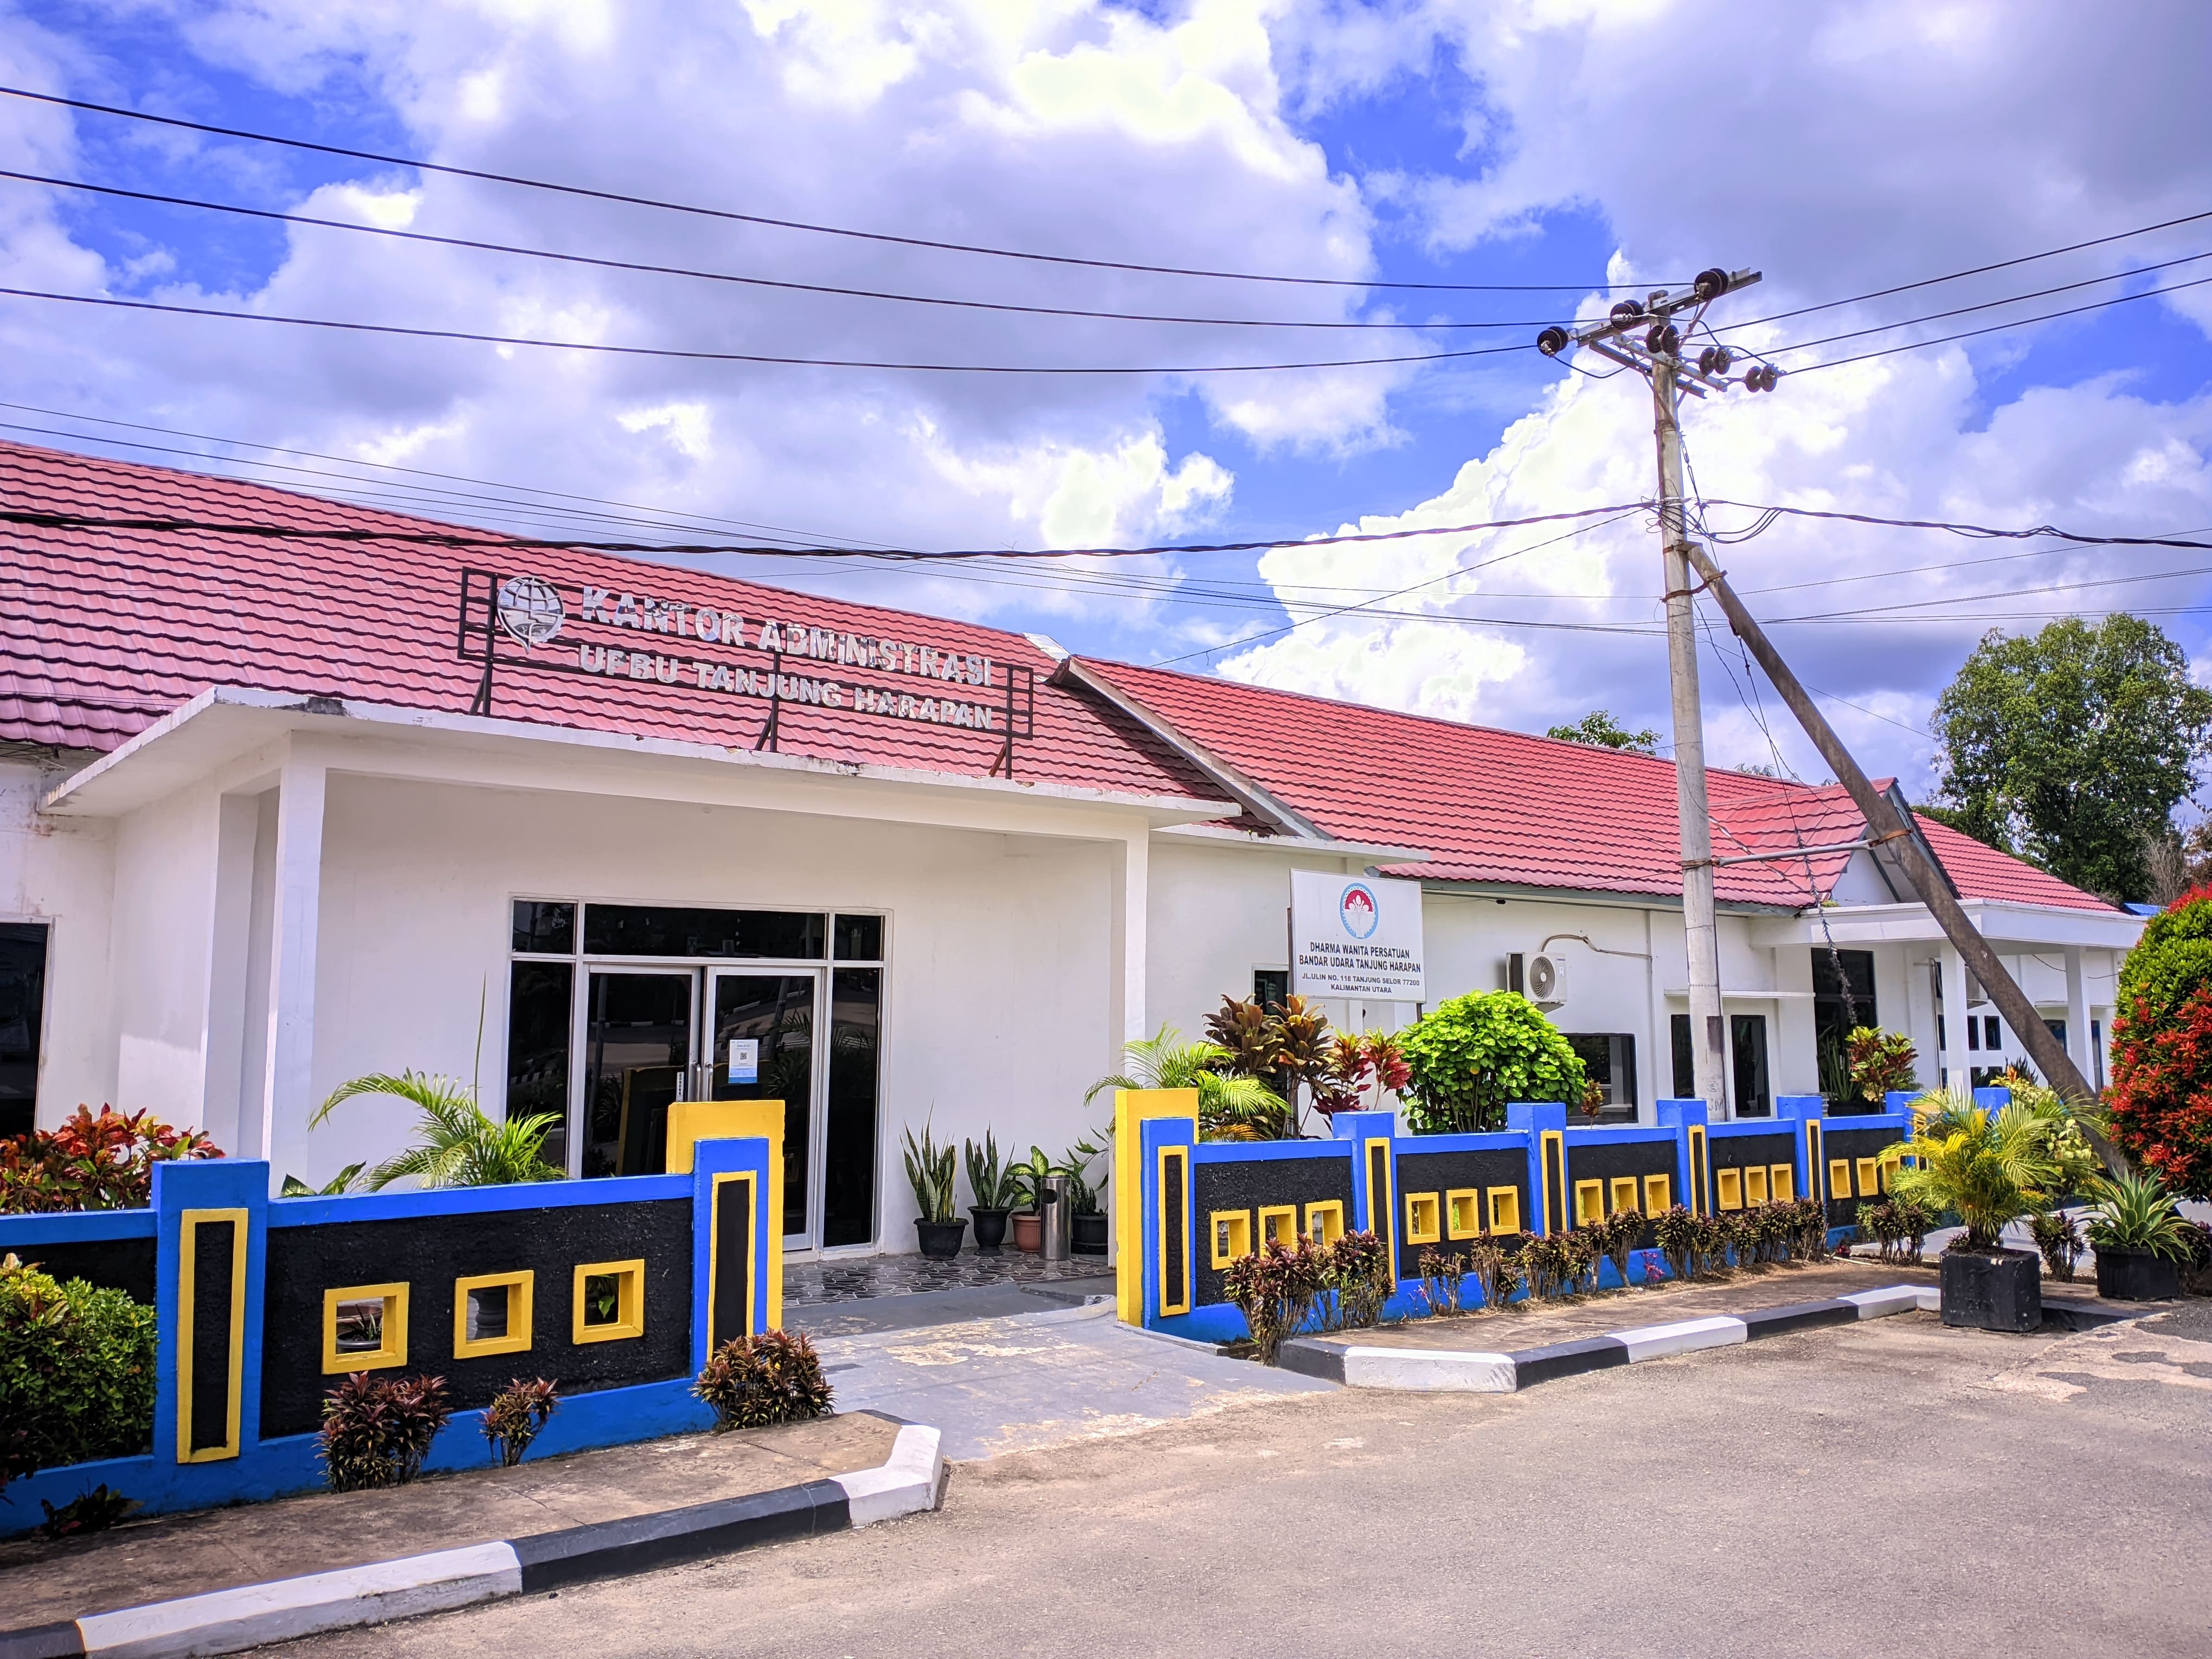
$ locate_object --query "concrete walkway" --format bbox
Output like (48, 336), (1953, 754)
(813, 1301), (1330, 1461)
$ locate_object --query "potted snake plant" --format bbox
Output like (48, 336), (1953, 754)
(903, 1122), (966, 1258)
(2087, 1172), (2190, 1301)
(964, 1131), (1021, 1252)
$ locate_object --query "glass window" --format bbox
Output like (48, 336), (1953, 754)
(1670, 1013), (1693, 1099)
(583, 905), (824, 960)
(1253, 969), (1289, 1012)
(709, 974), (817, 1233)
(1564, 1033), (1636, 1108)
(822, 968), (882, 1248)
(506, 961), (573, 1166)
(1732, 1014), (1771, 1117)
(0, 922), (46, 1139)
(512, 901), (576, 955)
(833, 914), (884, 962)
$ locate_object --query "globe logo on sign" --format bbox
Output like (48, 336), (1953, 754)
(496, 574), (565, 647)
(1339, 882), (1380, 939)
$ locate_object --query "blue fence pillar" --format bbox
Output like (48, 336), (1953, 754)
(1656, 1098), (1709, 1217)
(152, 1157), (270, 1473)
(1506, 1101), (1568, 1233)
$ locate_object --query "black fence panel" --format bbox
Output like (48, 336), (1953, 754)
(11, 1234), (157, 1304)
(1392, 1149), (1531, 1280)
(1189, 1155), (1355, 1310)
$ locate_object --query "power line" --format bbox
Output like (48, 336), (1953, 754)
(0, 499), (1650, 562)
(1766, 268), (2212, 374)
(0, 283), (1538, 375)
(1702, 500), (2212, 552)
(0, 169), (1574, 333)
(1746, 247), (2212, 359)
(1718, 204), (2212, 333)
(1, 84), (1657, 295)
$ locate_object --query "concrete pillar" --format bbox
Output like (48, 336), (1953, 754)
(2064, 946), (2091, 1078)
(1939, 942), (1972, 1096)
(258, 746), (326, 1170)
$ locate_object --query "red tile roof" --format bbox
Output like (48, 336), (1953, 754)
(1073, 657), (2119, 914)
(0, 440), (1223, 804)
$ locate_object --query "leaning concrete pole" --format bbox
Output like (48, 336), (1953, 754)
(1654, 355), (1731, 1117)
(1681, 542), (2123, 1163)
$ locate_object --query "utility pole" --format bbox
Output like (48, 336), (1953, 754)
(1540, 268), (1765, 1117)
(1537, 279), (2118, 1163)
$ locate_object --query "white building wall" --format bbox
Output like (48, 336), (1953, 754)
(305, 773), (1121, 1240)
(0, 755), (118, 1126)
(106, 779), (224, 1135)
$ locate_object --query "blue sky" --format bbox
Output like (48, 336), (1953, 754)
(3, 1), (2210, 794)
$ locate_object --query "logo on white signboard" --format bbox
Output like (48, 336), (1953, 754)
(1289, 870), (1425, 1001)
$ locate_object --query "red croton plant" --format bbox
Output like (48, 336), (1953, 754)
(2107, 884), (2212, 1200)
(0, 1105), (223, 1214)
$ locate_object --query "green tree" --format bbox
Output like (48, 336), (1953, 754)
(1545, 710), (1660, 754)
(1397, 992), (1586, 1134)
(1931, 614), (2212, 902)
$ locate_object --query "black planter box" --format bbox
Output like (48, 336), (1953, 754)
(2096, 1246), (2181, 1302)
(915, 1218), (968, 1259)
(1940, 1247), (2041, 1332)
(1071, 1212), (1108, 1256)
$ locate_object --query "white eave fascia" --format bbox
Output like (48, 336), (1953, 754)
(1051, 659), (1328, 840)
(1152, 820), (1433, 863)
(40, 685), (1244, 825)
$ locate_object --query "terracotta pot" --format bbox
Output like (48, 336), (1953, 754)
(1011, 1212), (1043, 1253)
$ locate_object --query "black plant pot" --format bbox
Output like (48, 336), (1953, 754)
(970, 1207), (1011, 1252)
(1071, 1212), (1108, 1256)
(915, 1218), (968, 1259)
(1940, 1246), (2041, 1333)
(2096, 1245), (2181, 1302)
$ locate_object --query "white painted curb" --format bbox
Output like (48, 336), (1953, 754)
(75, 1542), (522, 1658)
(1338, 1346), (1518, 1392)
(831, 1424), (945, 1526)
(1842, 1285), (1929, 1319)
(1615, 1315), (1748, 1362)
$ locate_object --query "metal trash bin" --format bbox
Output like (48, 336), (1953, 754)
(1040, 1174), (1072, 1261)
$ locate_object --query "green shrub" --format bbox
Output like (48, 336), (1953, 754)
(1597, 1208), (1643, 1285)
(1317, 1230), (1393, 1332)
(1652, 1205), (1700, 1280)
(0, 1253), (156, 1486)
(1412, 1246), (1467, 1316)
(0, 1107), (220, 1214)
(1856, 1197), (1937, 1264)
(39, 1483), (138, 1539)
(1397, 992), (1586, 1134)
(693, 1330), (834, 1430)
(2085, 1172), (2194, 1261)
(2028, 1210), (2084, 1281)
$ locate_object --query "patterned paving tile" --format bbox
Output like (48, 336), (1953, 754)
(786, 1248), (1111, 1307)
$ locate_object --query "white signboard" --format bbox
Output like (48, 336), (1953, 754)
(726, 1038), (760, 1085)
(1290, 871), (1426, 1001)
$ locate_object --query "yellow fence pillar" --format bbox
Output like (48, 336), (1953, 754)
(667, 1099), (786, 1334)
(1113, 1087), (1199, 1326)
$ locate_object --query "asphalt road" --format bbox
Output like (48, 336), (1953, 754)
(285, 1309), (2212, 1658)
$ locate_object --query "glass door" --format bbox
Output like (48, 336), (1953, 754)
(708, 971), (821, 1244)
(581, 969), (695, 1178)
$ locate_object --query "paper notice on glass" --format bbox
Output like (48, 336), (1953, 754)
(727, 1038), (760, 1085)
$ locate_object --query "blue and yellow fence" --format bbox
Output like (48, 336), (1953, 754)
(1117, 1091), (1944, 1345)
(0, 1102), (781, 1535)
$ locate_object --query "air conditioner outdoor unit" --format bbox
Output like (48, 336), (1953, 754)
(1525, 951), (1567, 1009)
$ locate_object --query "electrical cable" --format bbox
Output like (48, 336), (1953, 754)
(0, 169), (1578, 333)
(0, 283), (1540, 375)
(0, 85), (1663, 295)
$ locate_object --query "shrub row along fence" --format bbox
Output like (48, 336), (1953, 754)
(0, 1101), (783, 1535)
(1111, 1088), (1993, 1343)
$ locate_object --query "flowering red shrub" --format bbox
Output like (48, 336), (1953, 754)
(0, 1106), (222, 1214)
(2107, 986), (2212, 1200)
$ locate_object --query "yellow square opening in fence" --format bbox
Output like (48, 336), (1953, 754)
(573, 1259), (646, 1345)
(1609, 1177), (1641, 1216)
(323, 1282), (409, 1375)
(1573, 1179), (1605, 1226)
(1210, 1211), (1251, 1269)
(1487, 1186), (1521, 1234)
(1643, 1174), (1671, 1214)
(1259, 1206), (1298, 1249)
(1770, 1163), (1795, 1201)
(1744, 1166), (1770, 1205)
(1405, 1192), (1441, 1245)
(1716, 1168), (1743, 1211)
(1305, 1201), (1345, 1246)
(1830, 1158), (1855, 1199)
(1446, 1189), (1482, 1239)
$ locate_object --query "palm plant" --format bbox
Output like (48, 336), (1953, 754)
(1882, 1091), (2089, 1252)
(1084, 1026), (1289, 1140)
(2085, 1171), (2194, 1261)
(310, 1072), (562, 1190)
